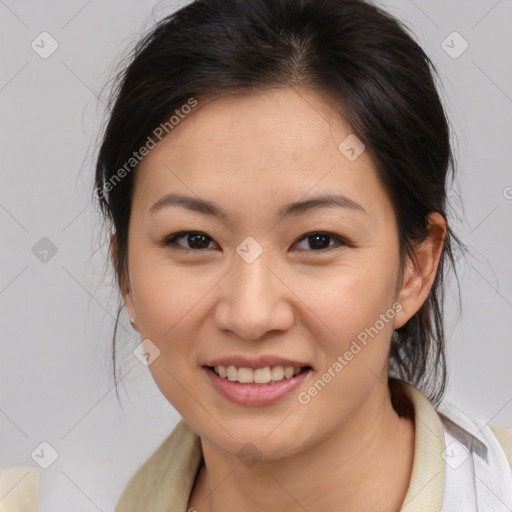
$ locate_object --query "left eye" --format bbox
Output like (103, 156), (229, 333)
(294, 232), (345, 251)
(162, 231), (347, 252)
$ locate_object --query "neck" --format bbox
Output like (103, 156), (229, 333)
(189, 380), (415, 512)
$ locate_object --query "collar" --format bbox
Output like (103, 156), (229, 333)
(400, 381), (446, 511)
(115, 380), (448, 511)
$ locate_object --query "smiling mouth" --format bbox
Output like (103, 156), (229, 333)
(205, 365), (312, 385)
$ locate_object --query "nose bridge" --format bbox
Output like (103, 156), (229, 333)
(215, 243), (293, 340)
(234, 247), (274, 301)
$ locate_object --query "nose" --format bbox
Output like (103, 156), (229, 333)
(214, 251), (295, 341)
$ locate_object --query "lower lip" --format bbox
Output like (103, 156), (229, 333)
(204, 367), (311, 406)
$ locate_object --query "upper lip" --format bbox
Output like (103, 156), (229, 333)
(203, 356), (312, 369)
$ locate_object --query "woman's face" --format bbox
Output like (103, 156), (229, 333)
(123, 87), (418, 459)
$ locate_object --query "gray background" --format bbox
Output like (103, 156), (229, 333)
(1, 0), (511, 509)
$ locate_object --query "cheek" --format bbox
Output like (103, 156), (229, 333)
(307, 254), (399, 342)
(299, 262), (400, 406)
(296, 269), (400, 422)
(130, 255), (209, 337)
(129, 260), (205, 413)
(127, 256), (210, 395)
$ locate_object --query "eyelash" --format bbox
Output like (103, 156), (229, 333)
(161, 231), (351, 253)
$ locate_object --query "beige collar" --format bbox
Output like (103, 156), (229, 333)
(400, 382), (445, 511)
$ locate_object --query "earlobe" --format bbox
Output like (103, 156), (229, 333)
(394, 256), (421, 329)
(123, 291), (138, 330)
(394, 213), (447, 329)
(110, 231), (138, 331)
(121, 284), (139, 332)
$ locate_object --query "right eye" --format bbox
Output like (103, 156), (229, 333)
(161, 231), (219, 251)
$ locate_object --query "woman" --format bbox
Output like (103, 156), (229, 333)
(3, 0), (507, 511)
(2, 0), (509, 510)
(91, 0), (512, 510)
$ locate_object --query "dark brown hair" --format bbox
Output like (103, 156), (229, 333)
(94, 0), (463, 406)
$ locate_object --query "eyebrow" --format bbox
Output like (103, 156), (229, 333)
(149, 192), (366, 219)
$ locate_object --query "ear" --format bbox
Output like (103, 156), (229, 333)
(110, 232), (138, 331)
(394, 212), (447, 329)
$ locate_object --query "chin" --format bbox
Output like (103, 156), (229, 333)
(198, 418), (315, 463)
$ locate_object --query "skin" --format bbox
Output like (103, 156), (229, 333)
(116, 86), (446, 512)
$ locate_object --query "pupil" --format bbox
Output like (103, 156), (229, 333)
(310, 234), (330, 249)
(189, 233), (209, 249)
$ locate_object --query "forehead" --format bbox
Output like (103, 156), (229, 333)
(133, 87), (390, 221)
(142, 88), (354, 166)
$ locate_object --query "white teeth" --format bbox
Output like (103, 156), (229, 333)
(238, 367), (253, 383)
(213, 365), (306, 384)
(254, 367), (272, 384)
(226, 365), (238, 381)
(284, 366), (295, 379)
(271, 365), (284, 381)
